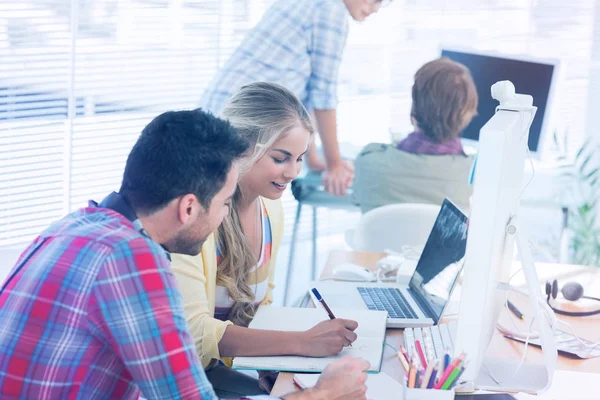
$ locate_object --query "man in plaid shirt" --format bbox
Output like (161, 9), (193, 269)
(201, 0), (390, 197)
(0, 109), (369, 399)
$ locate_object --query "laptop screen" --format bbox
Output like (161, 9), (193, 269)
(408, 199), (468, 323)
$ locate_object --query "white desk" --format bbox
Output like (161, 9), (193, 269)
(272, 251), (600, 398)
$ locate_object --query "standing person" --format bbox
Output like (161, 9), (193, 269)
(172, 82), (360, 397)
(0, 109), (369, 400)
(201, 0), (390, 196)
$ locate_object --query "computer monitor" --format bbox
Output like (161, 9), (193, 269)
(440, 48), (559, 153)
(453, 82), (557, 394)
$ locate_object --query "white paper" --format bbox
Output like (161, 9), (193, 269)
(232, 306), (387, 373)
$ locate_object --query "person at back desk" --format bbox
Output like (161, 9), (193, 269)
(0, 108), (368, 400)
(352, 57), (479, 213)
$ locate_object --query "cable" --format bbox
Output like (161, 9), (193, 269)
(491, 266), (539, 385)
(516, 128), (536, 204)
(500, 133), (541, 339)
(511, 129), (539, 261)
(503, 268), (525, 335)
(485, 320), (533, 385)
(557, 318), (600, 352)
(384, 341), (398, 353)
(490, 269), (532, 384)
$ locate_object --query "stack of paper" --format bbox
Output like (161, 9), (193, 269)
(231, 306), (387, 373)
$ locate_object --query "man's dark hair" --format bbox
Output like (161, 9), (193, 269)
(120, 109), (249, 214)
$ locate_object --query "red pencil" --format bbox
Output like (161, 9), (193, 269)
(400, 346), (411, 363)
(414, 340), (428, 370)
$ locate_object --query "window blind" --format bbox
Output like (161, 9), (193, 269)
(1, 0), (272, 247)
(1, 0), (598, 247)
(0, 1), (71, 246)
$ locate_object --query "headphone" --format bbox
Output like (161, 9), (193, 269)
(545, 280), (600, 317)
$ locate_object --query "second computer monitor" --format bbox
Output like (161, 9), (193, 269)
(441, 48), (558, 153)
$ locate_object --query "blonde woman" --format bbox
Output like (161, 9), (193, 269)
(170, 82), (358, 397)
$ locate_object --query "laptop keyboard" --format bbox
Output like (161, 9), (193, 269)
(357, 287), (418, 319)
(404, 321), (458, 362)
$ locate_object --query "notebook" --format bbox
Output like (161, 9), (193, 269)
(231, 306), (387, 373)
(294, 371), (403, 399)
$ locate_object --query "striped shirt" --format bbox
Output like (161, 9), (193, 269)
(200, 0), (349, 115)
(214, 201), (272, 321)
(0, 207), (276, 400)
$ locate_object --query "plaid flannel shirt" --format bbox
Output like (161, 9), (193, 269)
(200, 0), (349, 115)
(0, 207), (278, 400)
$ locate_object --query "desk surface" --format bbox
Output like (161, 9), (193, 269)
(271, 251), (600, 397)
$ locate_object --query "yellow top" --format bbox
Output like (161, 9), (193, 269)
(170, 197), (284, 368)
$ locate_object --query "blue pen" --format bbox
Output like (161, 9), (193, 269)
(311, 288), (336, 319)
(312, 288), (353, 347)
(443, 351), (451, 372)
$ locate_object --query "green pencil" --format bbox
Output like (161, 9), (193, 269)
(441, 364), (462, 390)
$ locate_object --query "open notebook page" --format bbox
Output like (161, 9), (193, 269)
(232, 306), (387, 373)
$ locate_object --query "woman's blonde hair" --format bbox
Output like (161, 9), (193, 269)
(217, 82), (314, 326)
(410, 57), (478, 142)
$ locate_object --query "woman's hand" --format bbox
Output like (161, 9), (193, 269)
(298, 319), (358, 357)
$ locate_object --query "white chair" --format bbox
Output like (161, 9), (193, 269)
(345, 203), (441, 253)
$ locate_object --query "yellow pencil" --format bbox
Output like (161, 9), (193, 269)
(397, 351), (410, 372)
(408, 361), (417, 388)
(420, 359), (436, 389)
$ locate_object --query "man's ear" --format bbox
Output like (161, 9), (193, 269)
(177, 194), (203, 225)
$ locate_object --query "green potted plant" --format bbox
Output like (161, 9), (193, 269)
(559, 138), (600, 266)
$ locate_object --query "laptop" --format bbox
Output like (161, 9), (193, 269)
(311, 198), (468, 328)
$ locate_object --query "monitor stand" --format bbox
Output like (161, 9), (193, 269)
(474, 358), (551, 394)
(458, 216), (558, 395)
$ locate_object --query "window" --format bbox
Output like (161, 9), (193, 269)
(1, 0), (596, 246)
(0, 0), (271, 246)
